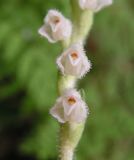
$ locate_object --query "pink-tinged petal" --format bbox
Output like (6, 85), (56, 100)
(95, 0), (113, 11)
(69, 101), (88, 123)
(50, 20), (61, 32)
(62, 20), (72, 38)
(63, 89), (81, 99)
(62, 97), (77, 116)
(79, 0), (86, 9)
(62, 89), (83, 117)
(50, 89), (89, 123)
(56, 56), (65, 75)
(38, 25), (56, 43)
(80, 56), (92, 78)
(45, 9), (63, 24)
(79, 0), (113, 11)
(50, 98), (65, 123)
(79, 0), (98, 10)
(56, 42), (92, 78)
(68, 52), (81, 66)
(39, 9), (72, 43)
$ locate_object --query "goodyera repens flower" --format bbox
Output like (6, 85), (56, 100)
(38, 9), (72, 43)
(50, 89), (88, 123)
(79, 0), (113, 12)
(57, 43), (91, 78)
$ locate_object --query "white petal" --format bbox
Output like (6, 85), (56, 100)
(50, 89), (89, 123)
(38, 25), (56, 43)
(39, 9), (72, 42)
(69, 101), (88, 123)
(64, 59), (82, 77)
(46, 10), (63, 32)
(56, 56), (65, 75)
(50, 98), (66, 123)
(62, 19), (72, 38)
(79, 0), (98, 10)
(63, 101), (75, 116)
(56, 43), (91, 78)
(95, 0), (113, 12)
(62, 89), (80, 116)
(62, 99), (76, 116)
(80, 56), (92, 78)
(52, 27), (65, 41)
(63, 89), (88, 123)
(79, 0), (87, 10)
(63, 89), (81, 99)
(68, 52), (81, 66)
(79, 0), (113, 11)
(45, 9), (63, 24)
(50, 21), (61, 32)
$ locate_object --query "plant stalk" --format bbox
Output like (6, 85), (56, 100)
(58, 1), (94, 160)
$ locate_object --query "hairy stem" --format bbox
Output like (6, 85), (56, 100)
(59, 123), (85, 160)
(58, 75), (77, 95)
(70, 0), (94, 44)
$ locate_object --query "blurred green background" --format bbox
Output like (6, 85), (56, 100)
(0, 0), (134, 160)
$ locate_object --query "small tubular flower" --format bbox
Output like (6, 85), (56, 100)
(79, 0), (113, 12)
(38, 9), (72, 43)
(50, 89), (88, 123)
(57, 43), (91, 78)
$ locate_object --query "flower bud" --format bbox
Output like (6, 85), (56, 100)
(79, 0), (113, 12)
(50, 89), (89, 123)
(57, 43), (91, 78)
(38, 9), (72, 43)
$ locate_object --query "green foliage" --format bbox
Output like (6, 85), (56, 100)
(21, 118), (59, 159)
(0, 0), (134, 160)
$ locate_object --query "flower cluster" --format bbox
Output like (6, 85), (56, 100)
(38, 0), (113, 123)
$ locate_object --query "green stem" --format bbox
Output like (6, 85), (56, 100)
(70, 0), (94, 44)
(58, 75), (77, 95)
(59, 122), (85, 160)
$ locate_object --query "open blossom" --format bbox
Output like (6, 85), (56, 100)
(57, 43), (91, 78)
(38, 9), (72, 43)
(79, 0), (113, 12)
(50, 89), (88, 123)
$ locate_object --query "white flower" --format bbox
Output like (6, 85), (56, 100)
(79, 0), (113, 12)
(50, 89), (88, 123)
(38, 9), (72, 43)
(57, 43), (91, 78)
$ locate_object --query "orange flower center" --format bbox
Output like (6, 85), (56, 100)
(68, 97), (76, 105)
(54, 18), (60, 24)
(71, 52), (78, 60)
